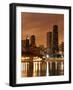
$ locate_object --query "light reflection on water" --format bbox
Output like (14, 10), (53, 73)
(21, 59), (64, 77)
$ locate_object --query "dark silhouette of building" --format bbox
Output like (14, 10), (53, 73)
(47, 32), (52, 54)
(59, 42), (64, 54)
(22, 40), (26, 48)
(26, 35), (30, 48)
(52, 25), (59, 53)
(30, 35), (36, 47)
(25, 35), (30, 56)
(61, 42), (64, 53)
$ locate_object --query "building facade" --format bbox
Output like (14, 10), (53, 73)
(30, 35), (36, 47)
(47, 32), (52, 54)
(52, 25), (59, 53)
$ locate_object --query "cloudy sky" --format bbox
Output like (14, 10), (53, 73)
(21, 12), (64, 47)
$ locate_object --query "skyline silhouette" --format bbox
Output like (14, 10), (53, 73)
(21, 12), (64, 47)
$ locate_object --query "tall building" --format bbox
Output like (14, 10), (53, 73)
(47, 32), (52, 54)
(30, 35), (36, 47)
(26, 35), (30, 48)
(59, 42), (64, 54)
(52, 25), (59, 53)
(22, 40), (26, 48)
(61, 42), (64, 53)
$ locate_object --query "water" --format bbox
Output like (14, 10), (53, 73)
(21, 57), (64, 77)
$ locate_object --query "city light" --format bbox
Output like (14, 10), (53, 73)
(21, 56), (30, 60)
(46, 54), (49, 58)
(21, 12), (64, 77)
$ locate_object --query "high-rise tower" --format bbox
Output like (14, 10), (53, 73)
(30, 35), (36, 47)
(52, 25), (59, 53)
(26, 35), (30, 48)
(47, 32), (52, 54)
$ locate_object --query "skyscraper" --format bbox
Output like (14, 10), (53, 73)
(59, 42), (64, 54)
(22, 40), (26, 48)
(30, 35), (36, 47)
(52, 25), (59, 53)
(47, 32), (52, 54)
(26, 35), (30, 48)
(61, 42), (64, 53)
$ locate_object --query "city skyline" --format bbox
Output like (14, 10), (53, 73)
(22, 28), (64, 54)
(21, 13), (64, 77)
(21, 12), (64, 47)
(21, 25), (64, 50)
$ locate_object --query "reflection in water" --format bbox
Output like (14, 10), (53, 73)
(49, 62), (64, 76)
(21, 58), (64, 77)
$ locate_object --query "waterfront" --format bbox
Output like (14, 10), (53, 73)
(21, 13), (64, 77)
(21, 57), (64, 77)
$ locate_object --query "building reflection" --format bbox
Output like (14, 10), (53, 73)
(21, 57), (64, 77)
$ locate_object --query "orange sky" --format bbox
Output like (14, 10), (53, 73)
(21, 12), (64, 47)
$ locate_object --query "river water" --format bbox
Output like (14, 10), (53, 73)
(21, 58), (64, 77)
